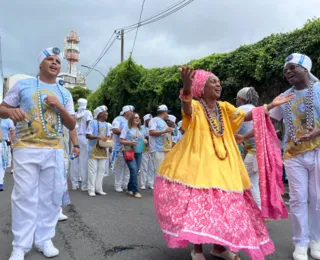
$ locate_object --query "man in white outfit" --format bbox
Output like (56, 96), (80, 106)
(236, 87), (261, 209)
(0, 118), (15, 191)
(140, 114), (155, 190)
(70, 98), (92, 191)
(0, 47), (76, 260)
(270, 53), (320, 260)
(111, 105), (134, 192)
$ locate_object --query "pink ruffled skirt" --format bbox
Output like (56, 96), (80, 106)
(153, 177), (275, 260)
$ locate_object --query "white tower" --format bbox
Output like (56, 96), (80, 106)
(64, 30), (80, 76)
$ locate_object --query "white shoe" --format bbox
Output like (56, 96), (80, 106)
(88, 191), (96, 197)
(72, 186), (78, 190)
(58, 212), (68, 222)
(9, 249), (25, 260)
(293, 246), (308, 260)
(141, 186), (146, 190)
(127, 191), (133, 196)
(81, 187), (88, 192)
(311, 241), (320, 259)
(191, 250), (206, 260)
(148, 185), (154, 190)
(115, 188), (123, 192)
(96, 191), (107, 196)
(37, 240), (59, 258)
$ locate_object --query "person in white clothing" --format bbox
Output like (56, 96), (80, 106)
(236, 87), (261, 209)
(270, 53), (320, 260)
(86, 106), (111, 197)
(104, 122), (113, 177)
(0, 118), (15, 191)
(111, 105), (134, 192)
(0, 47), (76, 260)
(149, 105), (174, 171)
(167, 115), (180, 146)
(140, 114), (155, 190)
(70, 98), (92, 191)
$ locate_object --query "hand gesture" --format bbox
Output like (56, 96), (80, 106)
(271, 93), (295, 108)
(166, 128), (174, 134)
(234, 134), (246, 145)
(98, 135), (108, 142)
(297, 127), (320, 142)
(44, 96), (63, 111)
(131, 141), (137, 146)
(178, 66), (195, 91)
(71, 147), (80, 158)
(8, 108), (26, 122)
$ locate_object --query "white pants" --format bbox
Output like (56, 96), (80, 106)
(114, 152), (130, 190)
(12, 148), (62, 252)
(104, 149), (111, 177)
(140, 152), (155, 187)
(0, 142), (7, 185)
(152, 151), (168, 172)
(70, 135), (89, 189)
(284, 149), (320, 247)
(88, 158), (106, 193)
(244, 153), (261, 209)
(7, 145), (12, 167)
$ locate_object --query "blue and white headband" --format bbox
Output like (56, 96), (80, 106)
(38, 47), (63, 66)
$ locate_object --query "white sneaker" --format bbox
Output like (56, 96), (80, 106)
(141, 186), (146, 190)
(37, 240), (59, 258)
(96, 191), (107, 196)
(191, 250), (206, 260)
(311, 241), (320, 259)
(71, 186), (78, 190)
(122, 186), (128, 191)
(81, 187), (88, 192)
(9, 249), (25, 260)
(115, 188), (123, 192)
(58, 212), (68, 222)
(88, 191), (96, 197)
(148, 185), (154, 190)
(293, 246), (308, 260)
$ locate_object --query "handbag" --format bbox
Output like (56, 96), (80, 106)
(124, 150), (135, 161)
(133, 139), (145, 153)
(98, 140), (114, 148)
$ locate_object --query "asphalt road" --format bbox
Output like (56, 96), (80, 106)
(0, 170), (313, 260)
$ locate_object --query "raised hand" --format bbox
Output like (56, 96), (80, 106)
(271, 93), (295, 107)
(178, 66), (195, 91)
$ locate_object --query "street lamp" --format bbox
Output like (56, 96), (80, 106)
(81, 65), (106, 78)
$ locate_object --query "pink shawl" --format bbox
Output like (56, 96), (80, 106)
(252, 107), (288, 220)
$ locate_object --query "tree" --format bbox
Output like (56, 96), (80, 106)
(69, 86), (92, 110)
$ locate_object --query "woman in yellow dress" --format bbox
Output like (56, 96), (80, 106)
(153, 67), (294, 260)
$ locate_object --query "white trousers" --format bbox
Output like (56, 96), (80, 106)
(11, 148), (62, 252)
(88, 158), (106, 193)
(7, 145), (12, 167)
(140, 152), (155, 187)
(0, 143), (7, 185)
(244, 153), (261, 209)
(284, 149), (320, 247)
(70, 135), (89, 189)
(114, 153), (130, 190)
(151, 151), (168, 172)
(104, 149), (111, 177)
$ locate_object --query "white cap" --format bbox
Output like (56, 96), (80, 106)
(143, 114), (152, 121)
(94, 105), (108, 119)
(177, 120), (182, 129)
(38, 47), (63, 66)
(285, 53), (319, 82)
(77, 98), (88, 109)
(157, 104), (169, 112)
(168, 115), (176, 123)
(121, 105), (135, 116)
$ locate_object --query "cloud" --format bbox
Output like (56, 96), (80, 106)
(1, 0), (319, 90)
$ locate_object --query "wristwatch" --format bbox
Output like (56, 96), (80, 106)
(73, 144), (80, 148)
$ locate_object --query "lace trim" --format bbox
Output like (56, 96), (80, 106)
(162, 229), (271, 250)
(156, 174), (251, 193)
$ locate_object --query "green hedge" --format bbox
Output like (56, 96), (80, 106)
(87, 18), (320, 120)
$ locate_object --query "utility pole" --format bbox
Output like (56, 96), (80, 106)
(121, 29), (124, 62)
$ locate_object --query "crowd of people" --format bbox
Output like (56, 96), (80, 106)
(0, 47), (319, 260)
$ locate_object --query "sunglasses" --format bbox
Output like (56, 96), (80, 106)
(283, 64), (299, 75)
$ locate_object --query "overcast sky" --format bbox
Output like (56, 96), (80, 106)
(1, 0), (320, 91)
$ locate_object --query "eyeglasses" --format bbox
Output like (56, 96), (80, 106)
(283, 64), (299, 75)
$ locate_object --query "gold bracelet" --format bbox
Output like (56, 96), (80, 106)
(264, 104), (270, 116)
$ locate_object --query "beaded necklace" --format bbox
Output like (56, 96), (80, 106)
(37, 76), (66, 138)
(285, 82), (314, 145)
(199, 99), (228, 160)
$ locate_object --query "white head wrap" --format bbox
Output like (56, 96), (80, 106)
(94, 105), (108, 119)
(38, 47), (63, 66)
(237, 87), (251, 101)
(168, 115), (176, 123)
(143, 114), (152, 121)
(157, 104), (169, 112)
(285, 53), (319, 83)
(177, 120), (182, 129)
(77, 98), (88, 109)
(120, 105), (135, 116)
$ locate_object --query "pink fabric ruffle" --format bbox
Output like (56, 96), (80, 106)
(154, 177), (275, 260)
(252, 107), (288, 220)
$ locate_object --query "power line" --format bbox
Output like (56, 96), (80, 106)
(131, 0), (146, 55)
